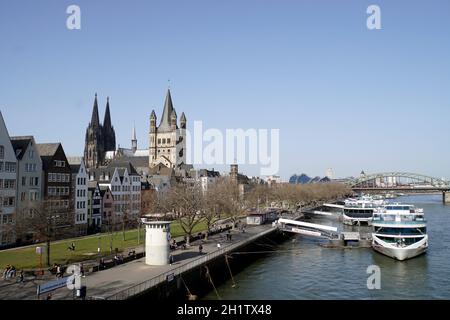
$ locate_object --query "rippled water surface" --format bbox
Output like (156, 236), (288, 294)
(204, 195), (450, 299)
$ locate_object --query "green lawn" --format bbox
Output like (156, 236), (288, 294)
(0, 220), (208, 270)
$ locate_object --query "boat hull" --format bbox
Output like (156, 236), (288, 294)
(372, 235), (428, 261)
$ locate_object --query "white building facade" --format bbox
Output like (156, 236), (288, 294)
(70, 159), (88, 235)
(0, 112), (17, 246)
(89, 161), (141, 227)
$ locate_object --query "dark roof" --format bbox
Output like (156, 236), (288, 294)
(198, 169), (220, 178)
(36, 143), (64, 170)
(148, 163), (174, 176)
(99, 185), (112, 197)
(10, 136), (33, 160)
(88, 160), (139, 183)
(70, 164), (81, 174)
(36, 143), (60, 157)
(107, 159), (139, 176)
(116, 155), (148, 169)
(141, 180), (155, 190)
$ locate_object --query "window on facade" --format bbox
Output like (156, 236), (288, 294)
(167, 138), (171, 144)
(4, 180), (15, 189)
(5, 162), (16, 173)
(162, 138), (166, 144)
(2, 197), (15, 207)
(0, 146), (4, 159)
(30, 191), (38, 201)
(29, 150), (34, 159)
(158, 139), (161, 144)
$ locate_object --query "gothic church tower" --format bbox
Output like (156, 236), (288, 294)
(84, 94), (116, 168)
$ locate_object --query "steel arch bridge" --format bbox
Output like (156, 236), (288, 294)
(349, 172), (450, 191)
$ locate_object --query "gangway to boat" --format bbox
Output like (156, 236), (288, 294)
(323, 203), (344, 209)
(276, 218), (339, 239)
(304, 210), (341, 217)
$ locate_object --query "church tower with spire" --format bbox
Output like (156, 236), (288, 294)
(131, 125), (137, 153)
(103, 97), (116, 153)
(148, 89), (187, 169)
(84, 94), (116, 168)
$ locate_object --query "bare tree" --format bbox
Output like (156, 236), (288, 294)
(216, 180), (248, 229)
(247, 183), (270, 211)
(160, 184), (204, 246)
(15, 198), (75, 267)
(201, 182), (224, 240)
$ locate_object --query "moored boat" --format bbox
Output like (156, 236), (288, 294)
(371, 204), (428, 261)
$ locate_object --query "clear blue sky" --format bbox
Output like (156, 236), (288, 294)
(1, 0), (449, 180)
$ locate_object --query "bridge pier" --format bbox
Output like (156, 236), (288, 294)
(443, 191), (450, 204)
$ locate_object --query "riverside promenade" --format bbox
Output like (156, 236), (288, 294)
(0, 222), (280, 300)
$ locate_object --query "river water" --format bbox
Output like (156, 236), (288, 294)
(204, 194), (450, 300)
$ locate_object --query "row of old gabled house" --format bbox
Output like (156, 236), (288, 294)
(0, 111), (151, 248)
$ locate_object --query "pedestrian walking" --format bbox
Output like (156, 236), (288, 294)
(199, 244), (203, 254)
(169, 254), (174, 265)
(56, 264), (62, 278)
(6, 265), (16, 279)
(2, 265), (11, 279)
(17, 270), (24, 283)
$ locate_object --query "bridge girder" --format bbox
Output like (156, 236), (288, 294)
(348, 172), (450, 189)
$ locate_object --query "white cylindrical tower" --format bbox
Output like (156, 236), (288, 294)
(141, 217), (171, 266)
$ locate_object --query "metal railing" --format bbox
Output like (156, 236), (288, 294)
(105, 226), (277, 300)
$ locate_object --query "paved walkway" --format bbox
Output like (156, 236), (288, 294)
(0, 223), (275, 300)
